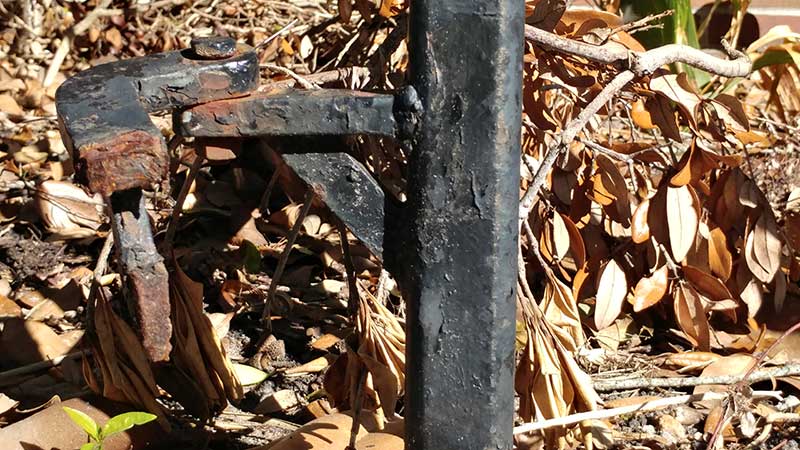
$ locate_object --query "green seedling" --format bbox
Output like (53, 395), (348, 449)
(62, 406), (157, 450)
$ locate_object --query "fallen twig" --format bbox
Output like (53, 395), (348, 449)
(163, 145), (204, 252)
(523, 25), (751, 78)
(517, 24), (752, 266)
(0, 351), (86, 384)
(261, 189), (315, 323)
(261, 63), (320, 90)
(260, 66), (370, 91)
(513, 390), (780, 435)
(43, 0), (121, 88)
(518, 70), (635, 221)
(337, 221), (359, 317)
(593, 363), (800, 391)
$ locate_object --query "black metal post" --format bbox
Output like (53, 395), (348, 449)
(406, 1), (524, 449)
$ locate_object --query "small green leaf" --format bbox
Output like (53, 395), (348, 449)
(240, 240), (262, 273)
(231, 363), (268, 386)
(752, 48), (800, 71)
(80, 443), (99, 450)
(62, 406), (100, 441)
(100, 411), (157, 440)
(621, 0), (710, 85)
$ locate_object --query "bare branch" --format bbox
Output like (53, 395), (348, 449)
(519, 70), (635, 221)
(518, 24), (752, 228)
(524, 25), (751, 78)
(513, 390), (780, 435)
(594, 363), (800, 392)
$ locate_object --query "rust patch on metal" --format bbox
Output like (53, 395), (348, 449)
(78, 130), (168, 196)
(128, 265), (172, 363)
(110, 188), (173, 363)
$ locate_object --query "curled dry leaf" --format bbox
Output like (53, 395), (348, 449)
(337, 0), (352, 23)
(646, 94), (682, 141)
(264, 410), (384, 450)
(0, 318), (76, 366)
(673, 282), (710, 350)
(650, 73), (701, 131)
(544, 274), (585, 347)
(325, 286), (405, 421)
(566, 219), (587, 271)
(738, 179), (761, 209)
(682, 265), (734, 302)
(745, 211), (782, 283)
(631, 98), (656, 130)
(526, 0), (567, 32)
(664, 351), (721, 371)
(169, 261), (243, 414)
(515, 308), (599, 442)
(0, 295), (21, 318)
(631, 199), (650, 244)
(552, 211), (571, 261)
(379, 0), (409, 18)
(630, 265), (669, 312)
(35, 180), (104, 238)
(739, 276), (763, 318)
(594, 154), (631, 227)
(666, 185), (699, 263)
(670, 143), (720, 188)
(595, 259), (627, 330)
(707, 227), (732, 281)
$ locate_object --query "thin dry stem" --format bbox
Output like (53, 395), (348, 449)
(262, 190), (315, 324)
(513, 390), (780, 435)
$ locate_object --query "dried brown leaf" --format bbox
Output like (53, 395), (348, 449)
(526, 0), (567, 31)
(35, 180), (104, 238)
(664, 351), (721, 370)
(651, 73), (701, 130)
(673, 283), (710, 350)
(0, 94), (24, 118)
(667, 185), (699, 263)
(338, 0), (352, 22)
(631, 265), (668, 312)
(631, 199), (650, 244)
(739, 276), (763, 318)
(595, 259), (627, 330)
(745, 211), (782, 282)
(631, 98), (656, 129)
(682, 265), (734, 302)
(708, 227), (732, 281)
(551, 211), (571, 261)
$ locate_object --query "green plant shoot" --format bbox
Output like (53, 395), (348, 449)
(62, 407), (157, 450)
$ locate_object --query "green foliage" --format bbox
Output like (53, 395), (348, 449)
(240, 239), (262, 273)
(620, 0), (711, 86)
(63, 407), (101, 443)
(63, 407), (157, 450)
(752, 48), (800, 71)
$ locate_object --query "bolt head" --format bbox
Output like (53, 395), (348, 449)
(190, 36), (237, 59)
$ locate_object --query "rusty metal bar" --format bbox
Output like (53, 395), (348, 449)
(55, 38), (260, 363)
(108, 189), (171, 362)
(177, 89), (397, 138)
(56, 44), (258, 195)
(404, 1), (524, 449)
